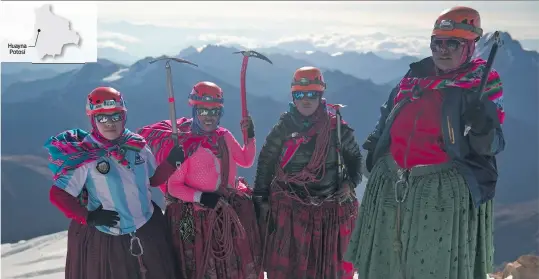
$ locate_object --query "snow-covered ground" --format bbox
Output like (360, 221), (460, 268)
(1, 231), (356, 279)
(0, 180), (493, 279)
(0, 180), (365, 279)
(0, 231), (498, 279)
(2, 232), (69, 279)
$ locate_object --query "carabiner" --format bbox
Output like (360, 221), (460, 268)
(394, 179), (409, 203)
(129, 233), (144, 257)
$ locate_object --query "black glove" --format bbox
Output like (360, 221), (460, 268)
(247, 117), (255, 139)
(365, 151), (374, 173)
(167, 145), (186, 167)
(257, 202), (275, 234)
(462, 100), (494, 135)
(86, 205), (120, 227)
(253, 197), (267, 220)
(200, 192), (221, 209)
(241, 116), (255, 139)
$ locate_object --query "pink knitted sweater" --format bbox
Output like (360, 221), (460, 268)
(167, 131), (256, 203)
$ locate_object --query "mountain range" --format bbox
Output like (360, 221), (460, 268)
(94, 20), (539, 63)
(1, 31), (537, 266)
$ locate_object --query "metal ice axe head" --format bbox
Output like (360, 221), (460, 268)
(148, 56), (199, 67)
(327, 103), (347, 112)
(147, 56), (198, 145)
(233, 50), (273, 64)
(483, 31), (504, 48)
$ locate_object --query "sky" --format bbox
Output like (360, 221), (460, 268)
(94, 1), (539, 57)
(1, 1), (538, 60)
(97, 1), (539, 39)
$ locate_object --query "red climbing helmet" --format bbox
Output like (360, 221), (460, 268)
(188, 81), (224, 108)
(85, 87), (127, 116)
(291, 66), (326, 92)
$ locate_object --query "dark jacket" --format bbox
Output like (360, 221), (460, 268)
(364, 57), (505, 207)
(253, 111), (363, 201)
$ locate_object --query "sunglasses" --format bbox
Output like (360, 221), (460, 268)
(95, 113), (123, 123)
(430, 38), (465, 52)
(196, 107), (221, 116)
(292, 91), (320, 100)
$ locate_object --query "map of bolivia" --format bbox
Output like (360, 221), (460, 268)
(34, 4), (81, 60)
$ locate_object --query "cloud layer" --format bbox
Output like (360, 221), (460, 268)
(271, 32), (432, 57)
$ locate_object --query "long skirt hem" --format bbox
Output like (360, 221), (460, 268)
(344, 155), (494, 279)
(263, 184), (359, 279)
(65, 203), (178, 279)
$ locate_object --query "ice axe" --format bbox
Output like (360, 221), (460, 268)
(327, 103), (346, 187)
(233, 50), (273, 144)
(149, 56), (198, 145)
(464, 31), (504, 136)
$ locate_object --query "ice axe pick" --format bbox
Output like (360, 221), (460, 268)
(149, 56), (198, 145)
(233, 50), (273, 144)
(463, 31), (504, 136)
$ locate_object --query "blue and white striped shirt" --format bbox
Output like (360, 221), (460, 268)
(54, 136), (157, 236)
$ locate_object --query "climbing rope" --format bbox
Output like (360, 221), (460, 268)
(196, 197), (247, 279)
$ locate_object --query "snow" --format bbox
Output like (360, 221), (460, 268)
(0, 221), (498, 279)
(0, 180), (491, 279)
(196, 45), (208, 53)
(102, 68), (129, 82)
(0, 230), (357, 279)
(2, 232), (68, 279)
(0, 183), (369, 279)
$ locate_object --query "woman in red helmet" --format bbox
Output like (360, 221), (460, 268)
(344, 6), (505, 279)
(253, 66), (362, 279)
(137, 81), (262, 279)
(44, 87), (181, 279)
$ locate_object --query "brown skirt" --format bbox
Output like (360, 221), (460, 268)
(65, 202), (178, 279)
(165, 191), (263, 279)
(262, 187), (359, 279)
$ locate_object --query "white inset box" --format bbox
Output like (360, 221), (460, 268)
(0, 1), (97, 64)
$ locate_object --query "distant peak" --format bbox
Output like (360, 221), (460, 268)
(196, 44), (241, 54)
(178, 46), (197, 57)
(96, 58), (115, 65)
(476, 31), (525, 54)
(480, 31), (514, 45)
(197, 45), (208, 53)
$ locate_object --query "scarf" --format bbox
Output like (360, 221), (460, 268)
(137, 117), (227, 164)
(44, 128), (147, 181)
(396, 58), (505, 124)
(288, 98), (331, 130)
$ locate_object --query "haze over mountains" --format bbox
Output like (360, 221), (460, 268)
(1, 30), (537, 266)
(94, 20), (539, 62)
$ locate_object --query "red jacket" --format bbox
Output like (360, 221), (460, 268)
(389, 89), (450, 168)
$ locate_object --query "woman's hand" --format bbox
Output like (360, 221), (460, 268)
(166, 144), (186, 167)
(240, 116), (255, 139)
